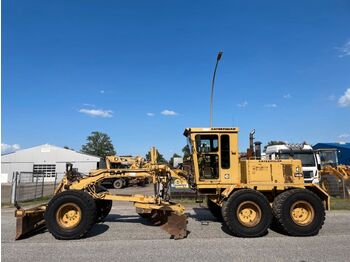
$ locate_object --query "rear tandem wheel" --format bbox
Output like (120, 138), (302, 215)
(272, 189), (325, 236)
(222, 189), (272, 237)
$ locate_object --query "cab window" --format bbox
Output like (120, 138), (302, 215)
(221, 135), (230, 169)
(196, 135), (219, 179)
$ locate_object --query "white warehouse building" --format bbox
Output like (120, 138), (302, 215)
(1, 144), (100, 183)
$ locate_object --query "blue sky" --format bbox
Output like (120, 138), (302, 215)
(2, 0), (350, 159)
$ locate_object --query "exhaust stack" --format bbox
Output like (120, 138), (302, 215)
(246, 129), (256, 158)
(254, 141), (262, 158)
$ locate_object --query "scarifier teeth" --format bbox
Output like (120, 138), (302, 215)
(161, 213), (188, 240)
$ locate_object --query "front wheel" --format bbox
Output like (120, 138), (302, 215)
(45, 190), (96, 240)
(222, 189), (272, 237)
(272, 189), (325, 236)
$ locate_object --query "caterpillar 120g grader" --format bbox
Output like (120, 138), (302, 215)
(104, 155), (150, 188)
(15, 127), (329, 240)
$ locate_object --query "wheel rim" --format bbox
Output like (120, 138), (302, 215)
(56, 203), (82, 229)
(236, 201), (262, 227)
(290, 200), (314, 226)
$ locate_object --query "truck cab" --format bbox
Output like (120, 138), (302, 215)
(266, 144), (319, 184)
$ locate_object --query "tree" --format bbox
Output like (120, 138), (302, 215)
(182, 145), (191, 158)
(169, 153), (181, 167)
(263, 140), (286, 152)
(81, 131), (116, 159)
(145, 149), (168, 164)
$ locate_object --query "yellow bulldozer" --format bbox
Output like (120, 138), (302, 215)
(15, 127), (330, 240)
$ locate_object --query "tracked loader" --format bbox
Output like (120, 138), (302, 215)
(15, 128), (330, 240)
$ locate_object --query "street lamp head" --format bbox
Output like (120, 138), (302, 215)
(210, 51), (223, 127)
(217, 51), (223, 61)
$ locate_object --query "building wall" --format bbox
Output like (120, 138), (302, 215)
(1, 144), (100, 183)
(1, 162), (34, 183)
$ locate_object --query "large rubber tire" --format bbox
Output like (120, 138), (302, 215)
(207, 198), (223, 221)
(45, 190), (96, 240)
(94, 185), (112, 222)
(320, 174), (340, 197)
(113, 179), (124, 189)
(95, 200), (112, 222)
(138, 213), (152, 219)
(272, 189), (325, 236)
(222, 189), (272, 237)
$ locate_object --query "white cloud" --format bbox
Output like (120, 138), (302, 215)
(1, 143), (20, 154)
(147, 112), (155, 117)
(337, 40), (350, 58)
(100, 90), (105, 94)
(83, 103), (96, 107)
(338, 88), (350, 107)
(283, 94), (291, 99)
(79, 108), (113, 118)
(264, 104), (278, 108)
(237, 101), (248, 107)
(161, 110), (178, 116)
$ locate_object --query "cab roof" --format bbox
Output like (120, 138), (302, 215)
(183, 127), (239, 136)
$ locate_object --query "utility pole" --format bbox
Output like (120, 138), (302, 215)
(210, 51), (223, 127)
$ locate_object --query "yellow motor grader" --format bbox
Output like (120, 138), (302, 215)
(104, 155), (150, 188)
(15, 127), (330, 240)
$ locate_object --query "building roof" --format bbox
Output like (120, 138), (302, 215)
(1, 144), (100, 163)
(313, 143), (350, 150)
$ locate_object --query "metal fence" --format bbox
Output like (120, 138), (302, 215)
(11, 172), (59, 205)
(320, 175), (350, 199)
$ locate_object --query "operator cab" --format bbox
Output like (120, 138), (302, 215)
(315, 148), (339, 168)
(184, 127), (240, 188)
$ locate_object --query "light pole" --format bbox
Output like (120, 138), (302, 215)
(210, 51), (223, 127)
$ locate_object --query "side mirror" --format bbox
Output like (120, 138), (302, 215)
(317, 164), (321, 170)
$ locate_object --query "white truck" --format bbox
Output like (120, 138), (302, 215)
(266, 144), (319, 184)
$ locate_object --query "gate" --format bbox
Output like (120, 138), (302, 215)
(11, 172), (58, 205)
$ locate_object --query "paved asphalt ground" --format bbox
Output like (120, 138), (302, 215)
(2, 185), (350, 262)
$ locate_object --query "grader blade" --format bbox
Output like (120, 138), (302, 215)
(15, 205), (46, 240)
(161, 213), (188, 240)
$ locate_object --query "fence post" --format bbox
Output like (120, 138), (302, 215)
(41, 174), (45, 198)
(10, 172), (18, 204)
(54, 173), (57, 193)
(34, 173), (39, 199)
